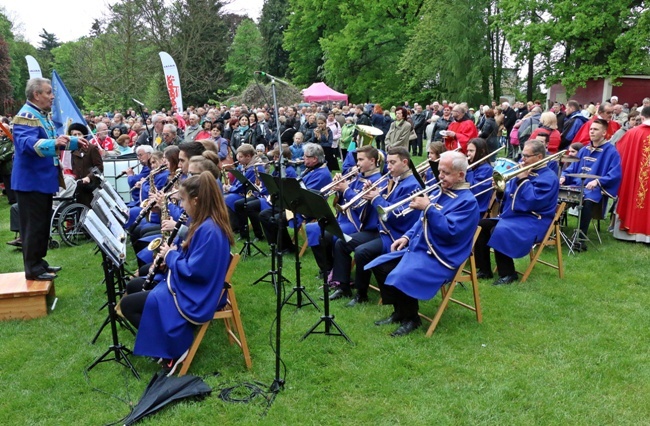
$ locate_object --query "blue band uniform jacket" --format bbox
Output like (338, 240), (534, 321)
(366, 183), (480, 300)
(562, 141), (622, 203)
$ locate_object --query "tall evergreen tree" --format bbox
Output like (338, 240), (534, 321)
(259, 0), (290, 77)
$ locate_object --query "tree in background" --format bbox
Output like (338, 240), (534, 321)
(0, 35), (14, 115)
(500, 0), (650, 97)
(0, 9), (37, 111)
(259, 0), (290, 77)
(225, 18), (263, 93)
(283, 0), (344, 86)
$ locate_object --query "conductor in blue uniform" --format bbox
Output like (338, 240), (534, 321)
(11, 78), (88, 280)
(474, 139), (560, 285)
(366, 150), (480, 336)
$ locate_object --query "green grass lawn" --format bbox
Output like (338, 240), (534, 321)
(1, 178), (649, 425)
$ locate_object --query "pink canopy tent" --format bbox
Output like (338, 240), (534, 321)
(302, 82), (348, 104)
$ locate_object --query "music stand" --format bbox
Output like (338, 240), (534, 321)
(568, 174), (597, 253)
(278, 178), (319, 311)
(252, 172), (291, 289)
(279, 184), (351, 342)
(230, 168), (266, 259)
(82, 209), (139, 379)
(88, 197), (136, 342)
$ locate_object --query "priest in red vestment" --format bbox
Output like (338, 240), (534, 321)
(573, 102), (621, 146)
(443, 105), (478, 153)
(614, 107), (650, 242)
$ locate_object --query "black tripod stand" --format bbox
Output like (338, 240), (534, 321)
(252, 172), (291, 290)
(87, 251), (140, 379)
(280, 187), (351, 342)
(231, 168), (266, 259)
(91, 263), (135, 344)
(281, 178), (320, 310)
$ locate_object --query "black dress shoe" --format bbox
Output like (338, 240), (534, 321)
(329, 287), (352, 301)
(493, 274), (518, 286)
(6, 238), (22, 247)
(346, 294), (368, 307)
(476, 270), (493, 279)
(374, 313), (400, 326)
(27, 272), (57, 281)
(47, 266), (62, 273)
(390, 320), (421, 337)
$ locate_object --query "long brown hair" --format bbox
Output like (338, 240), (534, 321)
(180, 172), (234, 249)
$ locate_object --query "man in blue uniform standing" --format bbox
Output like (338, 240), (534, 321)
(12, 78), (88, 280)
(366, 150), (480, 336)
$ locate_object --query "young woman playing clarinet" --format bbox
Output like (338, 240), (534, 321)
(120, 171), (234, 374)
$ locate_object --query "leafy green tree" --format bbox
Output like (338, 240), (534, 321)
(283, 0), (345, 86)
(319, 0), (423, 104)
(259, 0), (290, 77)
(0, 35), (14, 114)
(0, 9), (37, 111)
(224, 18), (263, 92)
(400, 0), (496, 106)
(500, 0), (650, 96)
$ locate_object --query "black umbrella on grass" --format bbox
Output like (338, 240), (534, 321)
(120, 371), (211, 425)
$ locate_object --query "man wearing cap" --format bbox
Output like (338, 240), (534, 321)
(12, 78), (88, 280)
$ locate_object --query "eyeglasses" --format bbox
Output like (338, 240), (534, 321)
(521, 153), (539, 158)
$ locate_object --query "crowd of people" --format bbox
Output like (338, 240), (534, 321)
(2, 77), (649, 372)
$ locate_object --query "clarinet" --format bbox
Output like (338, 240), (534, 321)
(129, 169), (182, 233)
(142, 212), (187, 290)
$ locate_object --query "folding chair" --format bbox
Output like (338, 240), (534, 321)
(178, 253), (252, 376)
(418, 227), (482, 337)
(518, 202), (566, 283)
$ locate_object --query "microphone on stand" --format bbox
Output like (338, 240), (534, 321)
(132, 98), (145, 106)
(254, 71), (291, 86)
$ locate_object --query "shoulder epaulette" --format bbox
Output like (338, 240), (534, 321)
(13, 112), (40, 127)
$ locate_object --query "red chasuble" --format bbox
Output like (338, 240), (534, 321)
(616, 123), (650, 236)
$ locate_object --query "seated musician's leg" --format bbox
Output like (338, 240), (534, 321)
(126, 277), (147, 295)
(120, 291), (149, 329)
(347, 236), (383, 306)
(577, 200), (595, 250)
(330, 231), (377, 300)
(373, 279), (403, 326)
(390, 288), (421, 336)
(475, 218), (497, 278)
(259, 208), (276, 245)
(493, 250), (518, 285)
(312, 230), (334, 276)
(246, 199), (265, 240)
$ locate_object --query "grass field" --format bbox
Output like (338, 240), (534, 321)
(1, 177), (649, 425)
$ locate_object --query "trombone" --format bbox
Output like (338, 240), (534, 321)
(474, 150), (567, 197)
(467, 145), (506, 171)
(320, 167), (359, 197)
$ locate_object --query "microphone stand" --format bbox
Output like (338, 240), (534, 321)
(133, 98), (152, 145)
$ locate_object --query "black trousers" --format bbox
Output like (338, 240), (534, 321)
(579, 200), (595, 238)
(259, 208), (295, 251)
(120, 278), (149, 329)
(233, 197), (265, 239)
(475, 218), (516, 277)
(16, 191), (53, 278)
(372, 257), (419, 322)
(311, 230), (335, 274)
(331, 231), (380, 294)
(9, 203), (19, 233)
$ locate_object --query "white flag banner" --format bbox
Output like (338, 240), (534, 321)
(159, 51), (183, 113)
(25, 55), (43, 79)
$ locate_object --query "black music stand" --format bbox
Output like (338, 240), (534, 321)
(568, 176), (595, 254)
(252, 172), (291, 289)
(279, 178), (319, 311)
(282, 186), (351, 342)
(82, 209), (139, 379)
(89, 197), (135, 342)
(230, 168), (266, 259)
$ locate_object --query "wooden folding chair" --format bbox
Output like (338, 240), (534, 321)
(178, 253), (252, 376)
(298, 222), (310, 258)
(419, 227), (482, 337)
(517, 202), (566, 283)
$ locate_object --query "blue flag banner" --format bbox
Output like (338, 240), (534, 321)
(51, 70), (87, 135)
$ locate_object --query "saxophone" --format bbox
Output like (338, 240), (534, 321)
(140, 164), (168, 208)
(147, 188), (178, 254)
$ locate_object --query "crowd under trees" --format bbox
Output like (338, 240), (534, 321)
(0, 0), (649, 116)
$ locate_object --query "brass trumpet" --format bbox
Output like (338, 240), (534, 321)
(376, 182), (443, 220)
(320, 167), (360, 197)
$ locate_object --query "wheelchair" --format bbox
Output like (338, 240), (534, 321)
(48, 195), (90, 249)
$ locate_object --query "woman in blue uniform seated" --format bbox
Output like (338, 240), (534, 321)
(466, 138), (494, 217)
(120, 172), (234, 374)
